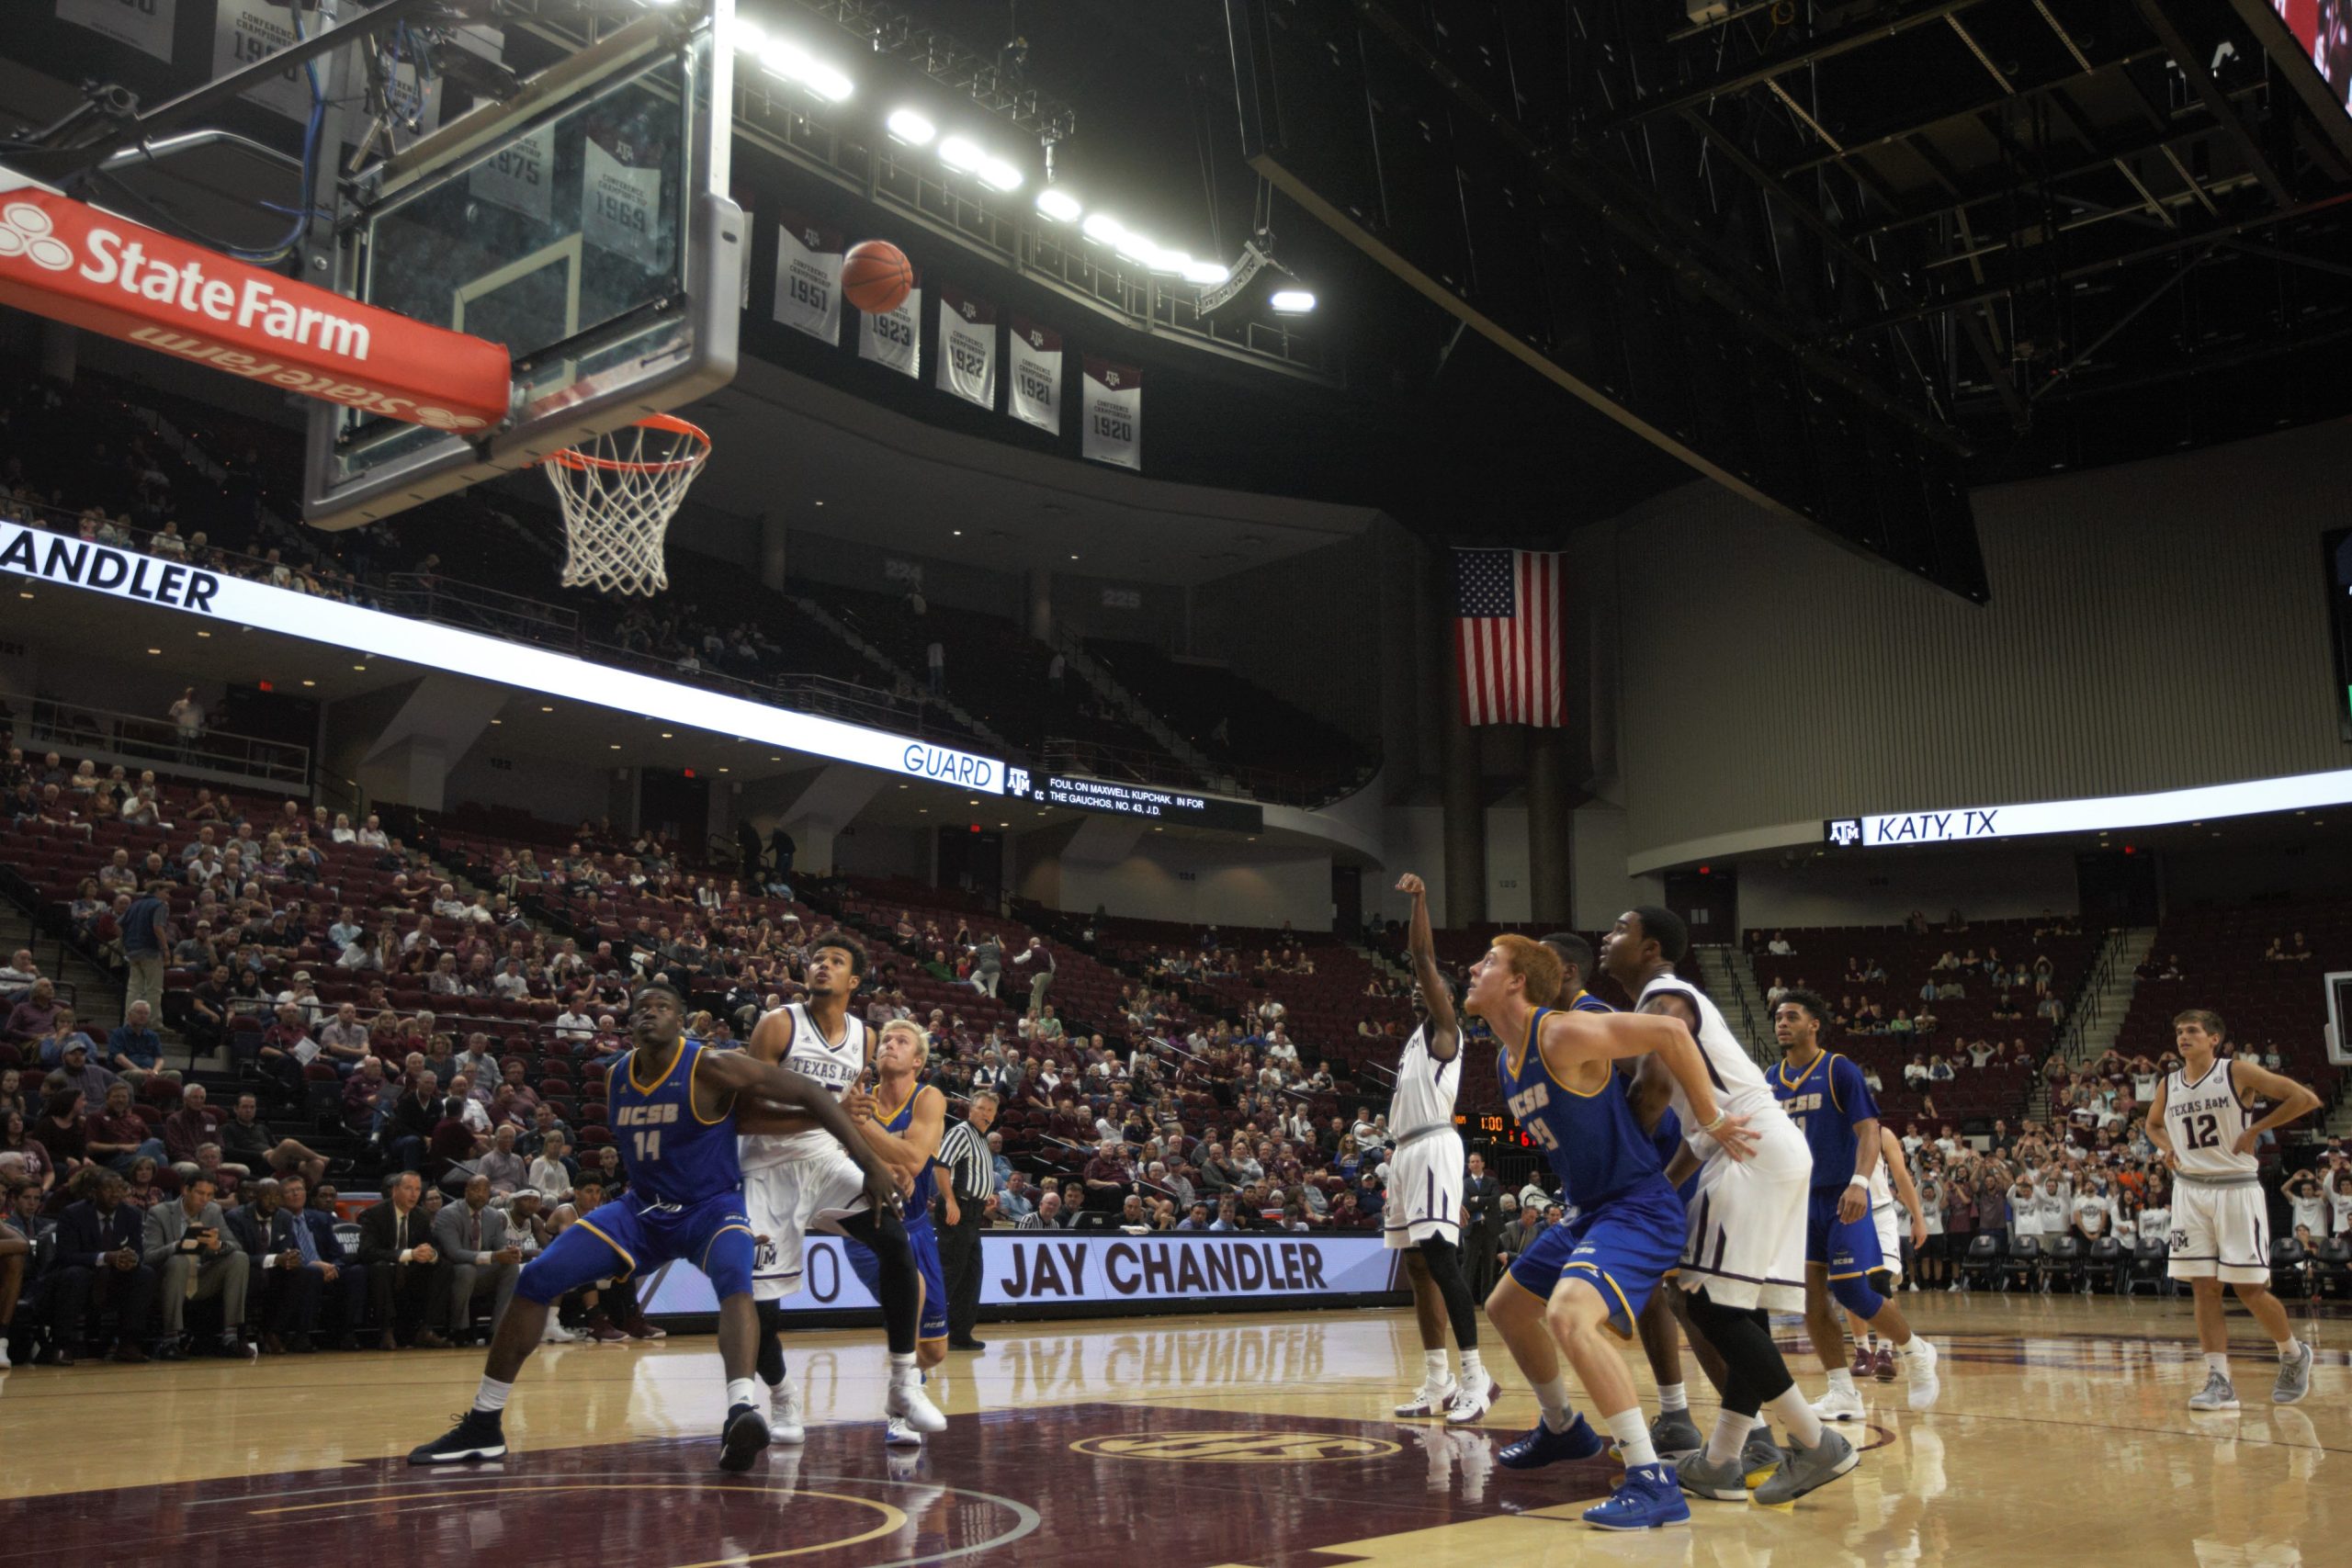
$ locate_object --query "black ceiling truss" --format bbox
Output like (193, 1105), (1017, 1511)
(1227, 0), (2352, 586)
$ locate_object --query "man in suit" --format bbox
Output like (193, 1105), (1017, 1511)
(278, 1175), (366, 1348)
(1462, 1151), (1502, 1299)
(144, 1170), (255, 1359)
(433, 1172), (522, 1342)
(358, 1169), (451, 1349)
(228, 1177), (316, 1354)
(46, 1168), (159, 1362)
(385, 1070), (456, 1178)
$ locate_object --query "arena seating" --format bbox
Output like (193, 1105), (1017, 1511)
(2110, 900), (2346, 1104)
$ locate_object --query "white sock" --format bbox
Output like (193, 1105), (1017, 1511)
(1657, 1382), (1688, 1414)
(1704, 1411), (1751, 1466)
(1424, 1348), (1450, 1382)
(472, 1375), (513, 1416)
(726, 1377), (759, 1411)
(2204, 1351), (2230, 1378)
(1460, 1348), (1486, 1382)
(1826, 1367), (1856, 1394)
(1532, 1374), (1573, 1431)
(1605, 1409), (1657, 1468)
(1897, 1334), (1922, 1355)
(2278, 1339), (2301, 1361)
(1751, 1414), (1771, 1433)
(1769, 1387), (1826, 1449)
(888, 1351), (918, 1384)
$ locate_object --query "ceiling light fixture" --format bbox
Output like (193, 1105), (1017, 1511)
(886, 108), (936, 145)
(979, 156), (1023, 191)
(1270, 288), (1317, 314)
(1035, 187), (1081, 222)
(937, 135), (983, 173)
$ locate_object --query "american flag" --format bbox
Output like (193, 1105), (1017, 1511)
(1453, 547), (1566, 727)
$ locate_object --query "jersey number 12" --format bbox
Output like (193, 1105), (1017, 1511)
(2181, 1112), (2221, 1151)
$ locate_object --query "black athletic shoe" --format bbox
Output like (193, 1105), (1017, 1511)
(409, 1409), (508, 1464)
(718, 1403), (771, 1473)
(947, 1337), (987, 1353)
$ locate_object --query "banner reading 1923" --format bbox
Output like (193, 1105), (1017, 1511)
(859, 285), (922, 378)
(1080, 355), (1142, 470)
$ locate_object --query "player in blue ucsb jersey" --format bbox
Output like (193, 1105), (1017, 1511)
(1470, 931), (1759, 1531)
(410, 979), (901, 1472)
(1768, 990), (1939, 1418)
(841, 1018), (952, 1447)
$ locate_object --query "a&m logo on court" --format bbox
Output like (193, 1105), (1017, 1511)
(1071, 1431), (1401, 1463)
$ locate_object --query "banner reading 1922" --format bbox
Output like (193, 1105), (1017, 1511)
(640, 1232), (1404, 1317)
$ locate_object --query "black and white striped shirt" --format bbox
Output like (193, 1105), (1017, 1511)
(939, 1120), (993, 1204)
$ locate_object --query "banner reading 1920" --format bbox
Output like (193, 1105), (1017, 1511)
(640, 1232), (1403, 1317)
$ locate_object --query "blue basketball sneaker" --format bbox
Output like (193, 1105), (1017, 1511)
(1583, 1463), (1690, 1529)
(1497, 1412), (1606, 1469)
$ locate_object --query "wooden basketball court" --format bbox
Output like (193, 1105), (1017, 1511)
(3, 1295), (2335, 1565)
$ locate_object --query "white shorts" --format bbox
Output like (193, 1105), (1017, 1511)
(2166, 1179), (2270, 1285)
(742, 1147), (872, 1303)
(1872, 1206), (1903, 1281)
(1680, 1115), (1811, 1313)
(1383, 1129), (1465, 1249)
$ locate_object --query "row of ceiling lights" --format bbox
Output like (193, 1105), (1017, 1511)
(728, 14), (1316, 314)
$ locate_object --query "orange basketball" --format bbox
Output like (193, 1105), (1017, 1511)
(842, 239), (914, 313)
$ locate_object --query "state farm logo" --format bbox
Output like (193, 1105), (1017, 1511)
(0, 202), (74, 272)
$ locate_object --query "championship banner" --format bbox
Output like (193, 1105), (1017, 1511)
(1080, 355), (1142, 470)
(639, 1232), (1407, 1317)
(58, 0), (179, 63)
(772, 211), (842, 344)
(581, 137), (665, 269)
(859, 286), (921, 378)
(935, 285), (997, 411)
(469, 128), (555, 226)
(0, 179), (512, 433)
(215, 0), (327, 123)
(1008, 317), (1062, 433)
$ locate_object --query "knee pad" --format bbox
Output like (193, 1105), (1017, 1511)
(1829, 1272), (1886, 1320)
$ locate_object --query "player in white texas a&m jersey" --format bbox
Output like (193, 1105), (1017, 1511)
(2145, 1007), (2322, 1410)
(1602, 907), (1860, 1507)
(737, 931), (944, 1442)
(1385, 874), (1495, 1427)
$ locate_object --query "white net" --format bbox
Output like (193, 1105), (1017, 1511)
(542, 414), (712, 596)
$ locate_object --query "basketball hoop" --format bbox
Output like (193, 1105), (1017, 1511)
(540, 413), (713, 596)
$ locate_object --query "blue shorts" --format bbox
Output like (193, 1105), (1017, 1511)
(1508, 1179), (1686, 1337)
(1805, 1188), (1886, 1278)
(846, 1213), (949, 1341)
(517, 1191), (756, 1304)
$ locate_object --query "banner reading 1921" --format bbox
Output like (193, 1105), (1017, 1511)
(640, 1232), (1403, 1316)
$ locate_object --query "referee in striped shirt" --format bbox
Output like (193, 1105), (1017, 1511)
(936, 1091), (997, 1351)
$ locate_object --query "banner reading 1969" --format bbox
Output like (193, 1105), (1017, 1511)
(641, 1232), (1404, 1316)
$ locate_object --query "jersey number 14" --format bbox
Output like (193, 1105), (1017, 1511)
(633, 1129), (663, 1162)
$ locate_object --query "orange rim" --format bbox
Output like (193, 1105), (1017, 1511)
(544, 412), (713, 473)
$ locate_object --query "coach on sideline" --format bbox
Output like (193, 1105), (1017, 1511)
(938, 1092), (996, 1352)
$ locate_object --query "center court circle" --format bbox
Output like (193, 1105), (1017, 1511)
(1071, 1431), (1404, 1463)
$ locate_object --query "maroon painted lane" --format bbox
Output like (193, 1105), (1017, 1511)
(0, 1403), (1640, 1568)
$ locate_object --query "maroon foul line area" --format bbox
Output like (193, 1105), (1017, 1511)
(1, 1400), (1804, 1568)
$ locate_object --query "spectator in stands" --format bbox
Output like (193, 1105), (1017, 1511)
(527, 1134), (573, 1201)
(120, 881), (173, 1019)
(356, 815), (390, 851)
(167, 687), (205, 757)
(144, 1169), (254, 1359)
(104, 1000), (172, 1087)
(255, 1003), (316, 1091)
(1017, 1190), (1066, 1229)
(221, 1092), (329, 1187)
(55, 1038), (119, 1108)
(0, 948), (40, 1002)
(385, 1070), (453, 1175)
(3, 976), (60, 1044)
(343, 1055), (389, 1136)
(553, 998), (596, 1042)
(48, 1167), (159, 1363)
(1013, 937), (1055, 1016)
(87, 1081), (166, 1173)
(357, 1170), (451, 1349)
(161, 1081), (222, 1164)
(479, 1125), (528, 1195)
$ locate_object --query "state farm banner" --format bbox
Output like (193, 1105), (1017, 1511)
(1007, 316), (1062, 434)
(772, 211), (842, 344)
(935, 285), (997, 411)
(640, 1232), (1405, 1317)
(215, 0), (325, 123)
(1080, 355), (1142, 470)
(58, 0), (179, 63)
(858, 287), (921, 378)
(0, 180), (511, 432)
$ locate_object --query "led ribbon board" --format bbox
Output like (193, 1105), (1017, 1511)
(1824, 766), (2352, 848)
(0, 521), (1005, 793)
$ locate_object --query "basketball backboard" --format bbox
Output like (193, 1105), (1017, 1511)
(302, 0), (742, 532)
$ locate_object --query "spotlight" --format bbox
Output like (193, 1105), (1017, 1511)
(1080, 211), (1126, 244)
(761, 40), (853, 103)
(1035, 187), (1082, 221)
(1111, 229), (1156, 265)
(887, 108), (935, 145)
(730, 18), (765, 54)
(1144, 246), (1192, 276)
(937, 135), (983, 172)
(1270, 288), (1317, 314)
(979, 156), (1023, 191)
(1180, 258), (1230, 286)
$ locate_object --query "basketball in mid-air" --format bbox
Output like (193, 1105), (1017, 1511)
(842, 240), (915, 313)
